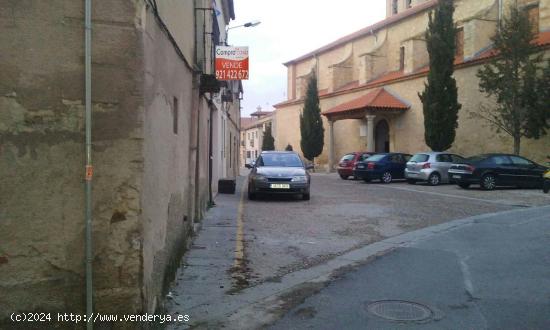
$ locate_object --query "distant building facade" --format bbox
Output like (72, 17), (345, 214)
(274, 0), (550, 170)
(0, 0), (241, 322)
(240, 107), (275, 165)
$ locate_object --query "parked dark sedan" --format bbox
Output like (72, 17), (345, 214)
(354, 153), (412, 183)
(337, 152), (375, 180)
(247, 151), (313, 200)
(448, 154), (547, 190)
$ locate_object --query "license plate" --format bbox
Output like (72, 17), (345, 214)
(357, 165), (365, 169)
(452, 175), (461, 179)
(270, 184), (290, 189)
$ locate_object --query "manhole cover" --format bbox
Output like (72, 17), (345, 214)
(366, 300), (433, 322)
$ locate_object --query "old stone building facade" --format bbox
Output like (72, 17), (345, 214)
(240, 108), (275, 166)
(0, 0), (241, 323)
(274, 0), (550, 170)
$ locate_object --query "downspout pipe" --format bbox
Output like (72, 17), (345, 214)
(84, 0), (93, 329)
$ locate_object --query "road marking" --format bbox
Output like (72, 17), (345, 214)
(234, 183), (246, 269)
(374, 184), (529, 207)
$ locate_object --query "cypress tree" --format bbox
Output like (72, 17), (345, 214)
(300, 74), (325, 161)
(476, 5), (550, 155)
(418, 0), (461, 151)
(261, 123), (275, 151)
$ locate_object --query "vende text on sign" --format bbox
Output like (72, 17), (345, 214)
(215, 46), (249, 80)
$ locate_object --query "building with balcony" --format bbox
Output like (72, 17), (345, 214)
(274, 0), (550, 170)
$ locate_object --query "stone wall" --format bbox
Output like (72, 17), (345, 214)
(0, 0), (218, 323)
(140, 4), (196, 314)
(0, 0), (145, 319)
(276, 0), (550, 166)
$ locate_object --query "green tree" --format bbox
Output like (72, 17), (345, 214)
(261, 123), (275, 151)
(475, 6), (550, 155)
(418, 0), (461, 151)
(300, 74), (324, 161)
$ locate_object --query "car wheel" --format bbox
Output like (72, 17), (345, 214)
(381, 172), (392, 183)
(458, 182), (470, 189)
(543, 179), (549, 194)
(407, 179), (416, 185)
(481, 174), (496, 190)
(427, 173), (441, 186)
(339, 174), (349, 180)
(302, 193), (310, 201)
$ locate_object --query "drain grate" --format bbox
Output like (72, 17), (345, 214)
(366, 300), (433, 322)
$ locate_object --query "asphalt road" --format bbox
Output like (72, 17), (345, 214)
(270, 205), (550, 330)
(166, 171), (550, 329)
(243, 172), (549, 285)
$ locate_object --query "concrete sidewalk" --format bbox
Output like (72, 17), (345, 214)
(166, 177), (245, 329)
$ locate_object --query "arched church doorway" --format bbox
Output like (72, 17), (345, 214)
(375, 119), (390, 153)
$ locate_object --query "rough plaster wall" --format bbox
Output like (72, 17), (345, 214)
(196, 98), (211, 220)
(274, 104), (303, 154)
(155, 0), (195, 64)
(141, 6), (195, 314)
(0, 0), (145, 319)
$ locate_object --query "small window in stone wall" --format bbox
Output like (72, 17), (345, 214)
(392, 0), (398, 14)
(399, 46), (405, 71)
(173, 97), (178, 135)
(455, 27), (464, 58)
(526, 4), (539, 34)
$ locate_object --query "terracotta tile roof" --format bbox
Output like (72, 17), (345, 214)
(240, 117), (256, 129)
(283, 0), (438, 65)
(323, 88), (409, 117)
(250, 110), (273, 117)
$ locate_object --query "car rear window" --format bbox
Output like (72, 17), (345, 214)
(365, 154), (386, 162)
(410, 154), (429, 162)
(340, 154), (355, 162)
(359, 153), (373, 161)
(436, 154), (453, 162)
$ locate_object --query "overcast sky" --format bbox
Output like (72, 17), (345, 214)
(229, 0), (387, 117)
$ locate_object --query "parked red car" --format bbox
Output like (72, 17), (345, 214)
(337, 152), (375, 180)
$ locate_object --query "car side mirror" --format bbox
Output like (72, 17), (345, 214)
(306, 164), (314, 170)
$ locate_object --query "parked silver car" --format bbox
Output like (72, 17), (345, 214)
(246, 151), (313, 200)
(405, 152), (465, 185)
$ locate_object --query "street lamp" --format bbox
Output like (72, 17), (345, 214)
(227, 20), (261, 31)
(225, 20), (261, 44)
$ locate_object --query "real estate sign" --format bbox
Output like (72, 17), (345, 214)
(215, 46), (249, 80)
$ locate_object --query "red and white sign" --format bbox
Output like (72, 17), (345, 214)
(215, 46), (249, 80)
